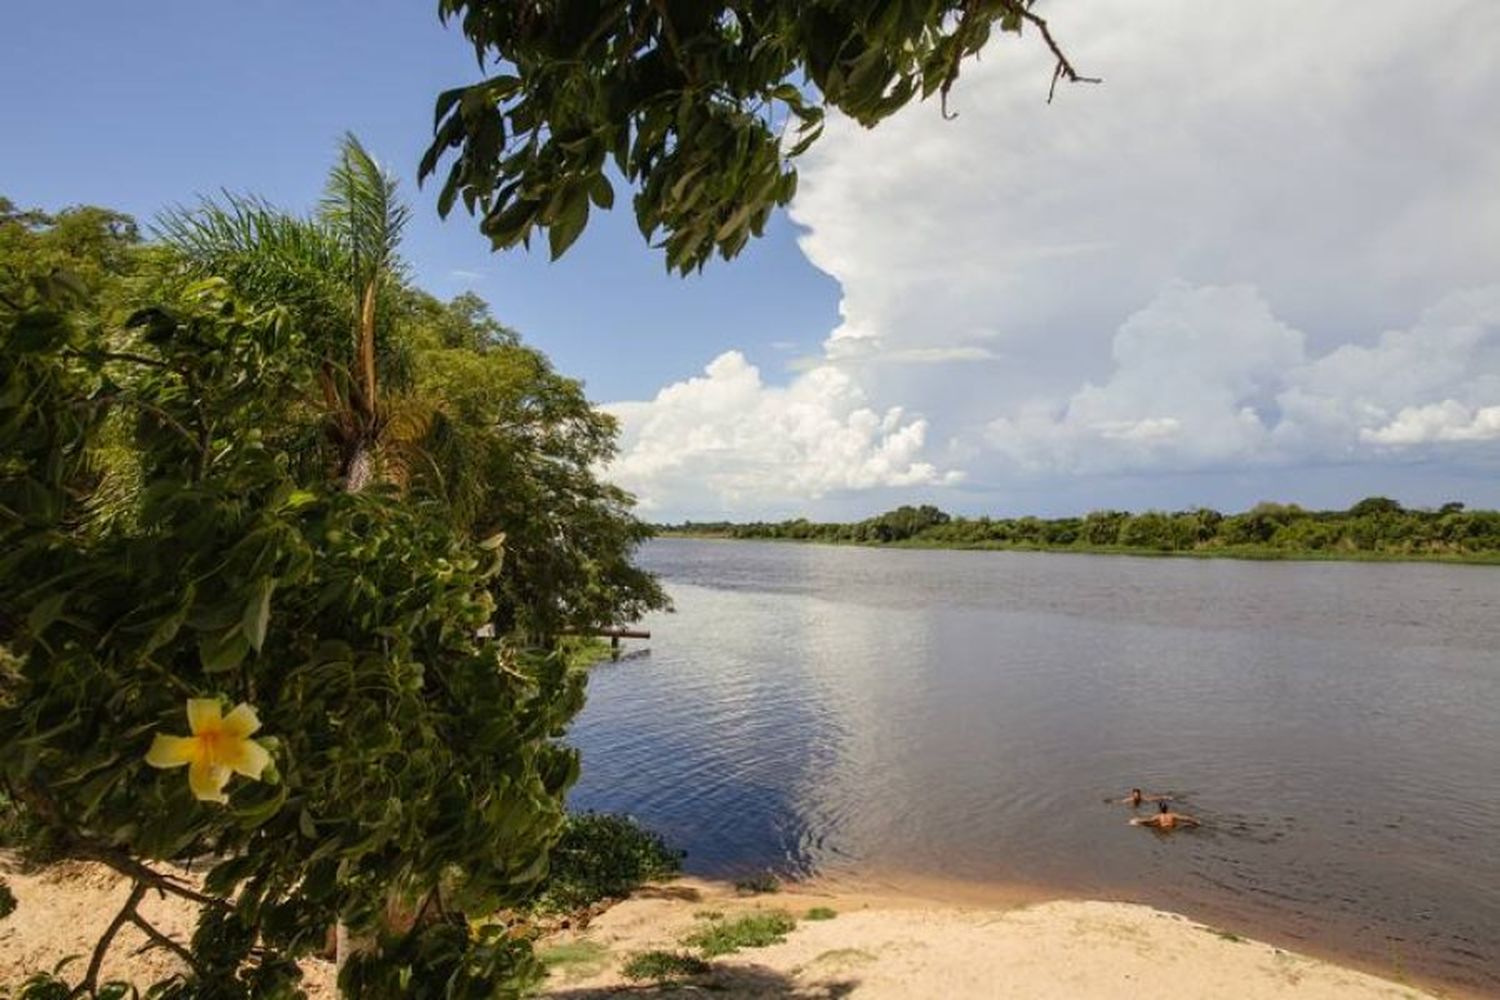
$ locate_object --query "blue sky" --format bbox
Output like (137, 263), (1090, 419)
(0, 1), (838, 404)
(6, 2), (1500, 520)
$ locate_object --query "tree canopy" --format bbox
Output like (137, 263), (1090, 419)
(422, 0), (1093, 272)
(662, 500), (1500, 559)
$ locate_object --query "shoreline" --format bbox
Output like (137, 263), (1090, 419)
(1, 861), (1481, 998)
(654, 532), (1500, 566)
(537, 875), (1467, 999)
(787, 868), (1488, 1000)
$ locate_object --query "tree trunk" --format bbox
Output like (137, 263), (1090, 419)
(345, 443), (374, 494)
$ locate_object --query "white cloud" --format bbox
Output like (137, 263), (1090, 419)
(1362, 402), (1500, 445)
(984, 283), (1500, 473)
(606, 0), (1500, 516)
(604, 352), (960, 514)
(985, 284), (1304, 473)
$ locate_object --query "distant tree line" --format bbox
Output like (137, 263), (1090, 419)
(658, 499), (1500, 559)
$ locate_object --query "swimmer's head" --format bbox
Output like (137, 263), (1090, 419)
(1159, 801), (1169, 814)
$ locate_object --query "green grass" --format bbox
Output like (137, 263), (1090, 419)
(804, 906), (837, 921)
(537, 939), (611, 981)
(733, 873), (780, 895)
(684, 911), (797, 957)
(693, 909), (725, 921)
(620, 950), (711, 984)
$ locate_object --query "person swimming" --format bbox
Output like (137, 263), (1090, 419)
(1119, 787), (1170, 808)
(1130, 800), (1200, 830)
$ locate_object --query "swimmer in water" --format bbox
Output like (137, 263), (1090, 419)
(1118, 787), (1170, 808)
(1131, 800), (1200, 830)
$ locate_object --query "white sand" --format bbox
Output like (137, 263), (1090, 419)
(538, 879), (1450, 1000)
(1, 863), (1452, 999)
(0, 859), (336, 996)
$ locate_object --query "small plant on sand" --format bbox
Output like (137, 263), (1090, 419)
(621, 950), (711, 984)
(685, 911), (797, 957)
(733, 872), (780, 895)
(693, 909), (725, 920)
(537, 939), (611, 981)
(805, 906), (837, 921)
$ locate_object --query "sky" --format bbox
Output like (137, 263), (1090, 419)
(5, 1), (1499, 521)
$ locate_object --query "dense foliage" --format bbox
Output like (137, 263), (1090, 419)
(663, 500), (1500, 559)
(0, 141), (661, 998)
(525, 813), (683, 915)
(424, 0), (1092, 272)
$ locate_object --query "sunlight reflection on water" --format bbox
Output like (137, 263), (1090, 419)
(568, 540), (1500, 994)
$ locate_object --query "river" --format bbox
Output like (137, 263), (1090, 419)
(566, 538), (1500, 994)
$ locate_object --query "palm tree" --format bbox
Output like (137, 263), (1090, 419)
(319, 133), (410, 490)
(158, 133), (416, 493)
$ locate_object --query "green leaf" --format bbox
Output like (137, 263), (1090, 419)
(142, 582), (197, 658)
(26, 592), (66, 636)
(242, 577), (276, 653)
(588, 173), (615, 210)
(199, 629), (250, 673)
(548, 191), (590, 260)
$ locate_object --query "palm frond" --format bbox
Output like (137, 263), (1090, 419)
(320, 132), (410, 288)
(155, 194), (350, 353)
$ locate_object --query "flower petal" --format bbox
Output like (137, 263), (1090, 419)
(223, 737), (271, 779)
(221, 703), (261, 738)
(188, 759), (231, 803)
(145, 734), (197, 769)
(186, 698), (223, 735)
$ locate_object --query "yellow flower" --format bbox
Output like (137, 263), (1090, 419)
(145, 699), (271, 804)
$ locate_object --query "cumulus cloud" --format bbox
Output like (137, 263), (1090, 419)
(984, 283), (1500, 473)
(604, 352), (959, 514)
(606, 0), (1500, 516)
(985, 284), (1303, 472)
(1362, 403), (1500, 445)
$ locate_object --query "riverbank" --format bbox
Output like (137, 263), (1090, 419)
(536, 876), (1454, 999)
(3, 860), (1459, 998)
(656, 532), (1500, 565)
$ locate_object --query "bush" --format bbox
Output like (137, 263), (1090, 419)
(684, 911), (797, 957)
(733, 872), (780, 895)
(805, 906), (837, 920)
(0, 277), (581, 998)
(527, 813), (682, 914)
(620, 950), (710, 983)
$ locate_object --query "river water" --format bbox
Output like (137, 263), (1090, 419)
(566, 538), (1500, 994)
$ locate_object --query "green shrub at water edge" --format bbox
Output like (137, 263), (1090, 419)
(527, 813), (683, 914)
(620, 950), (711, 983)
(734, 872), (780, 895)
(685, 911), (797, 957)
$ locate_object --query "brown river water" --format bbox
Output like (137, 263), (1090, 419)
(567, 539), (1500, 995)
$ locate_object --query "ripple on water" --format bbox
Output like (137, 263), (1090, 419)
(567, 540), (1500, 995)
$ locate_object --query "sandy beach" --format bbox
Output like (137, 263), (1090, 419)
(1, 860), (1459, 999)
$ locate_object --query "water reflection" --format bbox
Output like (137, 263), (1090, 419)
(567, 540), (1500, 994)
